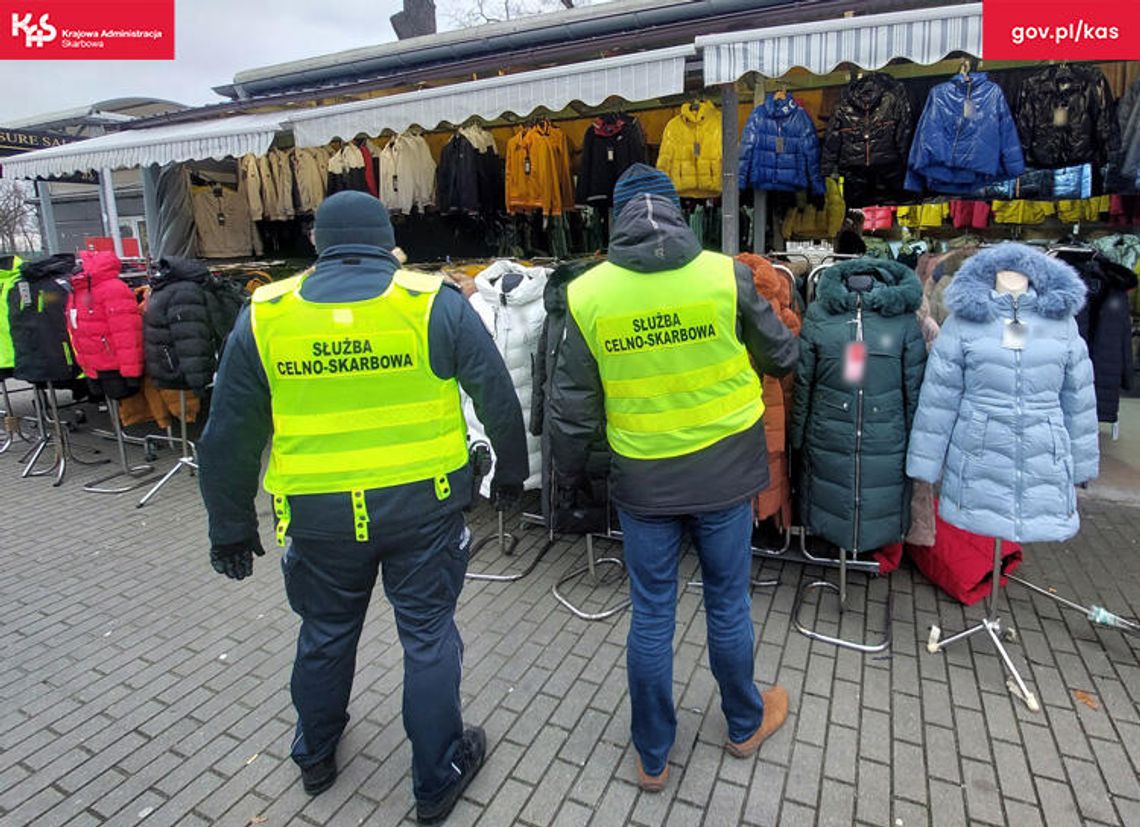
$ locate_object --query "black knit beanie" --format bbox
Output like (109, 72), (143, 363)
(313, 191), (396, 253)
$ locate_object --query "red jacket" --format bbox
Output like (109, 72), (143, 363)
(67, 251), (144, 378)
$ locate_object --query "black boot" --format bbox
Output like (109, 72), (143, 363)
(301, 754), (338, 796)
(415, 726), (487, 824)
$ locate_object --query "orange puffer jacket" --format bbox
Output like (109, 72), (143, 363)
(737, 253), (802, 527)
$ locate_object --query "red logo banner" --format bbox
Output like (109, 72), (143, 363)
(983, 0), (1140, 60)
(1, 1), (174, 60)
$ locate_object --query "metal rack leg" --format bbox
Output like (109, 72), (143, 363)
(137, 391), (197, 507)
(552, 534), (631, 621)
(83, 399), (158, 494)
(792, 545), (892, 653)
(926, 539), (1040, 712)
(21, 387), (62, 481)
(466, 511), (557, 582)
(0, 379), (30, 454)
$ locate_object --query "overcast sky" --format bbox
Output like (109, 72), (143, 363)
(0, 1), (413, 124)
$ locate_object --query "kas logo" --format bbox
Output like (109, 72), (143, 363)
(11, 12), (57, 48)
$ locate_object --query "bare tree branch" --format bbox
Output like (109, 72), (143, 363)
(0, 180), (40, 254)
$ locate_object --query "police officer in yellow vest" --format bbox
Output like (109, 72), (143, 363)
(198, 192), (527, 823)
(549, 165), (799, 791)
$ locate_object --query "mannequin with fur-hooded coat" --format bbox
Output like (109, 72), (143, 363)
(907, 244), (1099, 543)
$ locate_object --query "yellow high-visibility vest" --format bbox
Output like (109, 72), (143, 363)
(250, 269), (468, 507)
(568, 250), (763, 460)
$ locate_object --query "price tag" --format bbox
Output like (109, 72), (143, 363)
(524, 156), (532, 175)
(17, 281), (31, 310)
(693, 142), (701, 157)
(607, 147), (615, 162)
(843, 341), (867, 384)
(69, 308), (78, 328)
(963, 98), (976, 118)
(1053, 107), (1069, 127)
(775, 136), (785, 153)
(1002, 320), (1028, 350)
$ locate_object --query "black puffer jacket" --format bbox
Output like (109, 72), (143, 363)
(1062, 252), (1137, 424)
(549, 193), (799, 517)
(143, 257), (215, 391)
(1015, 64), (1120, 169)
(7, 254), (79, 384)
(821, 73), (913, 202)
(532, 258), (608, 532)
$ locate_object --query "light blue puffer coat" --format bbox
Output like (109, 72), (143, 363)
(906, 244), (1099, 543)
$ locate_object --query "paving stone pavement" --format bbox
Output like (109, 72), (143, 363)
(1, 395), (1138, 827)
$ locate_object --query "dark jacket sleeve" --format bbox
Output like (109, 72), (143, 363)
(790, 314), (817, 450)
(734, 261), (799, 378)
(431, 287), (528, 486)
(821, 110), (842, 176)
(548, 311), (607, 486)
(197, 307), (271, 547)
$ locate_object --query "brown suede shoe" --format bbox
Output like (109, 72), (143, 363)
(725, 685), (789, 758)
(635, 755), (669, 792)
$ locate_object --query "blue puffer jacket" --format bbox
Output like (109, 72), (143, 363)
(905, 72), (1025, 194)
(906, 244), (1099, 543)
(739, 93), (825, 195)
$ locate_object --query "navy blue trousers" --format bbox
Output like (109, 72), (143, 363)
(282, 511), (469, 803)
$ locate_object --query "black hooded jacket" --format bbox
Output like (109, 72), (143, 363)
(143, 257), (216, 391)
(548, 194), (800, 516)
(7, 254), (79, 384)
(821, 73), (914, 197)
(1015, 64), (1120, 169)
(1062, 252), (1137, 424)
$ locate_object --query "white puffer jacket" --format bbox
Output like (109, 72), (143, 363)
(464, 260), (549, 495)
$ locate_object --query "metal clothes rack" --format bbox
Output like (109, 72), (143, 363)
(137, 390), (198, 507)
(19, 383), (107, 486)
(784, 268), (892, 653)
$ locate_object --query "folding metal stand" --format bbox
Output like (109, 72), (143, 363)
(83, 399), (158, 494)
(137, 390), (197, 507)
(465, 509), (556, 582)
(20, 383), (107, 486)
(552, 532), (632, 621)
(926, 539), (1041, 712)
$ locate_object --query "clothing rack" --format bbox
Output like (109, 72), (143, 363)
(19, 383), (107, 487)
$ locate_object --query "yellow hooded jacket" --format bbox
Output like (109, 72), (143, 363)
(656, 101), (722, 198)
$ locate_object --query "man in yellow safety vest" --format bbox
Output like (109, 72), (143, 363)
(549, 164), (799, 791)
(198, 191), (527, 823)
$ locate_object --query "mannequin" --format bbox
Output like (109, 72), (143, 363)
(995, 269), (1029, 295)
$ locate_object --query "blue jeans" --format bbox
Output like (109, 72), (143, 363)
(282, 512), (469, 804)
(618, 501), (764, 775)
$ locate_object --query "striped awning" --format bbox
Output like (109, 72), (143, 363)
(288, 45), (694, 147)
(0, 112), (288, 179)
(698, 4), (983, 85)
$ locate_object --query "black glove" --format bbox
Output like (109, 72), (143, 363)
(210, 537), (266, 580)
(490, 479), (523, 513)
